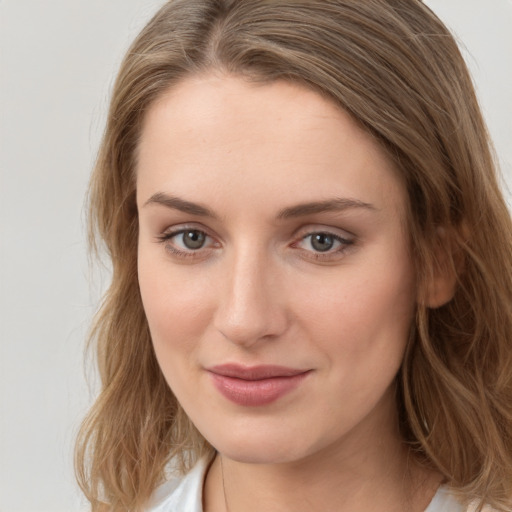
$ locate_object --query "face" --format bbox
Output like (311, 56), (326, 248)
(136, 74), (416, 465)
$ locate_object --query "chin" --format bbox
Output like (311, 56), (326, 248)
(205, 427), (320, 465)
(219, 446), (303, 465)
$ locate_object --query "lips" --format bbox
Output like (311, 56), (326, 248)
(207, 364), (311, 406)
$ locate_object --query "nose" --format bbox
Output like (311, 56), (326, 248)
(213, 247), (288, 348)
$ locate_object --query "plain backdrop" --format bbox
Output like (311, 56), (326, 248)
(0, 1), (511, 511)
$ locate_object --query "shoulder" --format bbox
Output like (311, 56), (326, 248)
(425, 486), (466, 512)
(146, 458), (210, 512)
(467, 503), (500, 512)
(426, 486), (498, 512)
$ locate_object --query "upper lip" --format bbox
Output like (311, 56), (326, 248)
(207, 364), (309, 381)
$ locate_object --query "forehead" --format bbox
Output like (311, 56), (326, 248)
(136, 73), (406, 219)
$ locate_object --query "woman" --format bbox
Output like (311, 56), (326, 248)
(75, 1), (512, 511)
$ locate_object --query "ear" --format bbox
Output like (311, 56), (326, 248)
(422, 227), (459, 309)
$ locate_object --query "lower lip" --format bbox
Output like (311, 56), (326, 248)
(208, 372), (310, 406)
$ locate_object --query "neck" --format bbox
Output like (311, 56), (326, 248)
(203, 395), (441, 512)
(207, 453), (438, 512)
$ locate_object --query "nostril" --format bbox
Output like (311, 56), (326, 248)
(212, 254), (289, 346)
(213, 294), (287, 347)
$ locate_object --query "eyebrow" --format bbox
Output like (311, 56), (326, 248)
(143, 192), (217, 218)
(143, 192), (376, 219)
(277, 198), (376, 219)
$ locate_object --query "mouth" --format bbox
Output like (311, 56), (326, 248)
(206, 364), (311, 406)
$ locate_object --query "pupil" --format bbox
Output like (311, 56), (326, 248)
(311, 233), (334, 252)
(183, 230), (205, 249)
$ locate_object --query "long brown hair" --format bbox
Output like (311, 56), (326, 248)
(75, 1), (512, 510)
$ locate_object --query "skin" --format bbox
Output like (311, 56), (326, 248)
(136, 73), (441, 511)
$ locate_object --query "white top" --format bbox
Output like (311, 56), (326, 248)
(146, 458), (487, 512)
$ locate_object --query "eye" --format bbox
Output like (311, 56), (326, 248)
(176, 230), (207, 250)
(309, 233), (338, 252)
(293, 230), (354, 260)
(156, 227), (218, 259)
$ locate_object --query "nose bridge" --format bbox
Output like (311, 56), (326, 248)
(214, 241), (286, 346)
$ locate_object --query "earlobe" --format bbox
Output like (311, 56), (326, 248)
(424, 268), (457, 309)
(422, 227), (459, 309)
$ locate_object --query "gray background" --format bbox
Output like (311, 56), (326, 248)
(0, 1), (511, 511)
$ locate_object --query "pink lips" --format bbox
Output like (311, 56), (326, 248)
(207, 364), (310, 406)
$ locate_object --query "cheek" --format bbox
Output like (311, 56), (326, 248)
(295, 267), (415, 423)
(294, 260), (415, 364)
(137, 251), (214, 354)
(137, 252), (218, 403)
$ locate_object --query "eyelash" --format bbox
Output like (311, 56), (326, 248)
(292, 232), (354, 261)
(155, 227), (355, 262)
(156, 228), (218, 259)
